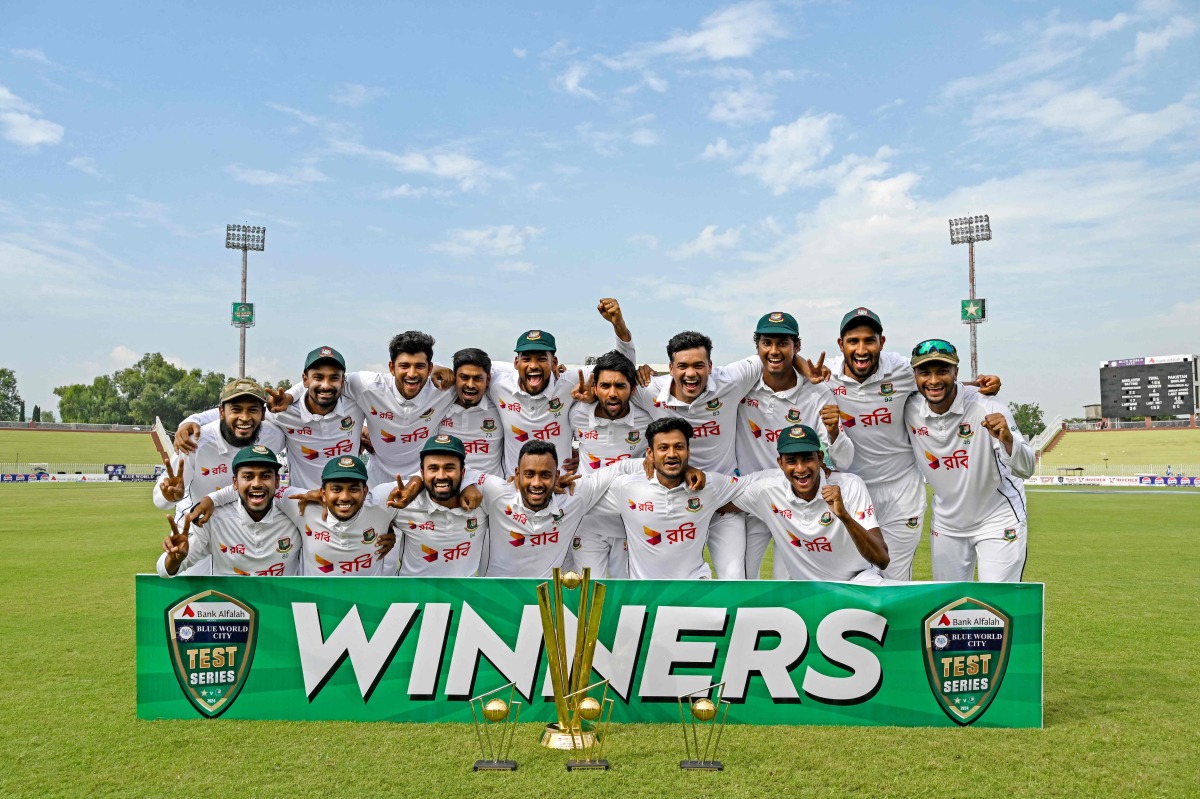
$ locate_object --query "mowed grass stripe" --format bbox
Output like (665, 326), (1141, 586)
(2, 485), (1198, 798)
(0, 429), (159, 465)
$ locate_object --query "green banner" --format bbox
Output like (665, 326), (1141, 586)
(136, 576), (1043, 728)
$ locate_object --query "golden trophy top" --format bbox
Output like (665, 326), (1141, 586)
(482, 698), (509, 722)
(691, 698), (717, 722)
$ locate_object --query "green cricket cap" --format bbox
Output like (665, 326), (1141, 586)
(755, 311), (799, 337)
(776, 424), (823, 455)
(304, 345), (346, 372)
(231, 444), (282, 471)
(421, 433), (467, 460)
(840, 307), (883, 336)
(514, 329), (557, 353)
(220, 378), (268, 405)
(322, 454), (368, 483)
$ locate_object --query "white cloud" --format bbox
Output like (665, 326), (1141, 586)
(328, 139), (503, 191)
(643, 72), (668, 92)
(629, 128), (659, 146)
(873, 98), (905, 115)
(670, 225), (743, 259)
(972, 82), (1199, 152)
(108, 345), (140, 369)
(431, 225), (544, 257)
(1133, 16), (1197, 60)
(380, 184), (429, 199)
(11, 48), (53, 66)
(708, 85), (774, 126)
(329, 83), (387, 107)
(577, 122), (662, 156)
(541, 40), (579, 60)
(735, 113), (840, 194)
(513, 48), (527, 59)
(497, 260), (536, 273)
(67, 157), (101, 177)
(701, 137), (736, 160)
(555, 63), (599, 100)
(627, 233), (659, 250)
(647, 1), (783, 63)
(227, 164), (328, 187)
(0, 85), (63, 149)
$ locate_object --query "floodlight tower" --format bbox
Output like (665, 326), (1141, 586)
(949, 214), (991, 380)
(225, 224), (266, 378)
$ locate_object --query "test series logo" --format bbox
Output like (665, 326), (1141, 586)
(165, 590), (258, 718)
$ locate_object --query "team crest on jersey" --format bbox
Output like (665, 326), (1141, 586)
(552, 510), (565, 523)
(548, 397), (563, 412)
(958, 423), (974, 440)
(466, 517), (479, 534)
(906, 517), (920, 529)
(818, 511), (833, 526)
(923, 597), (1013, 726)
(1003, 528), (1017, 541)
(482, 418), (497, 432)
(166, 590), (257, 718)
(625, 431), (641, 445)
(277, 537), (293, 553)
(571, 536), (582, 551)
(340, 416), (354, 430)
(362, 528), (377, 544)
(706, 399), (722, 411)
(687, 497), (702, 512)
(338, 456), (355, 467)
(420, 407), (436, 419)
(786, 409), (801, 423)
(880, 382), (895, 397)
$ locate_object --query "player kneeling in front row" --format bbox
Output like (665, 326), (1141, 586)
(730, 425), (889, 582)
(905, 340), (1034, 582)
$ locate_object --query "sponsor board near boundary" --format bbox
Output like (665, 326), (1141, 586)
(137, 576), (1043, 728)
(1024, 475), (1200, 487)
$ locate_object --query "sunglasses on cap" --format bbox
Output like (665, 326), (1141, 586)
(912, 339), (957, 357)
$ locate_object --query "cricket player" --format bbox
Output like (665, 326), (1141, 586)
(386, 434), (490, 577)
(827, 308), (1001, 581)
(905, 339), (1034, 582)
(157, 445), (301, 577)
(593, 417), (746, 580)
(735, 311), (854, 580)
(488, 298), (636, 470)
(263, 332), (458, 486)
(155, 379), (286, 516)
(195, 454), (400, 576)
(567, 350), (653, 577)
(731, 425), (888, 582)
(174, 347), (363, 490)
(437, 348), (504, 477)
(635, 331), (766, 579)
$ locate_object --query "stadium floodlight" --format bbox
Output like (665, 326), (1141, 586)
(948, 214), (991, 379)
(226, 224), (267, 378)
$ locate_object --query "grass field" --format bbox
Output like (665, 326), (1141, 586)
(2, 484), (1198, 798)
(0, 429), (159, 465)
(1041, 428), (1200, 469)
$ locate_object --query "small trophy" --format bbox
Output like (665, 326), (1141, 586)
(678, 682), (730, 771)
(469, 682), (522, 771)
(564, 679), (615, 771)
(536, 568), (609, 755)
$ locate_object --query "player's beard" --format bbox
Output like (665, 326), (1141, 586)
(428, 476), (462, 503)
(220, 420), (259, 447)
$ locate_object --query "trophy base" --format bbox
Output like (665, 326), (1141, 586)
(566, 760), (610, 771)
(540, 723), (597, 750)
(680, 760), (724, 771)
(473, 760), (518, 771)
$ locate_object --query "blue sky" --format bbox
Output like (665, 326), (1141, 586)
(3, 1), (1197, 419)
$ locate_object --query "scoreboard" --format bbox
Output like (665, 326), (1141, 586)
(1099, 355), (1197, 418)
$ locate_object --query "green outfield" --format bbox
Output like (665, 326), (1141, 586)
(2, 483), (1197, 798)
(1040, 428), (1200, 469)
(0, 428), (159, 466)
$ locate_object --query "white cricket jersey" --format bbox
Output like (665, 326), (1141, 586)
(270, 486), (398, 576)
(734, 471), (880, 581)
(905, 389), (1035, 537)
(569, 402), (652, 542)
(379, 486), (488, 577)
(475, 459), (641, 578)
(155, 491), (302, 577)
(825, 350), (917, 485)
(734, 375), (854, 474)
(270, 395), (365, 490)
(309, 371), (458, 486)
(641, 358), (763, 473)
(438, 397), (505, 476)
(593, 471), (746, 580)
(488, 336), (636, 470)
(152, 420), (286, 511)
